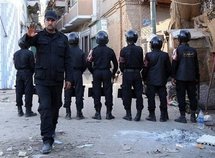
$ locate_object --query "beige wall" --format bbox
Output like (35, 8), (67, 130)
(96, 0), (170, 56)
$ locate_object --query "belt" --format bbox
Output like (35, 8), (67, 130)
(124, 69), (140, 73)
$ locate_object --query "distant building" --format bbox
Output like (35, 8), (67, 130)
(56, 0), (171, 57)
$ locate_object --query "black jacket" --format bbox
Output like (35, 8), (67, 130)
(21, 29), (72, 85)
(172, 43), (199, 81)
(13, 48), (35, 73)
(87, 45), (118, 76)
(70, 45), (86, 73)
(119, 44), (143, 72)
(143, 50), (171, 86)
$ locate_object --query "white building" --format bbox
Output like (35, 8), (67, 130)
(0, 0), (41, 89)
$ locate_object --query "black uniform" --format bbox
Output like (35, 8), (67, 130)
(64, 45), (86, 117)
(172, 43), (199, 121)
(13, 48), (35, 115)
(87, 45), (118, 119)
(119, 44), (144, 120)
(143, 50), (171, 121)
(21, 29), (72, 145)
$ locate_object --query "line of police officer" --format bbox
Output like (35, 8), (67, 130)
(67, 29), (199, 125)
(15, 26), (199, 124)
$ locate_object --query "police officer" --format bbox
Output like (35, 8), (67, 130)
(172, 30), (200, 123)
(142, 36), (171, 122)
(64, 32), (86, 120)
(20, 10), (72, 154)
(119, 30), (144, 121)
(13, 39), (37, 117)
(87, 30), (118, 120)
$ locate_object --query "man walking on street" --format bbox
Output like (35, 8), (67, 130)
(87, 31), (118, 120)
(13, 39), (37, 117)
(172, 30), (200, 123)
(119, 30), (144, 121)
(20, 10), (73, 154)
(64, 32), (86, 120)
(142, 36), (171, 122)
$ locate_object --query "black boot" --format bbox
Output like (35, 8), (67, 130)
(134, 110), (142, 121)
(123, 110), (132, 121)
(174, 111), (187, 123)
(190, 111), (196, 123)
(65, 108), (71, 120)
(25, 107), (37, 117)
(160, 110), (168, 122)
(92, 110), (101, 120)
(41, 143), (52, 154)
(17, 106), (24, 117)
(76, 110), (85, 120)
(106, 110), (115, 120)
(146, 111), (156, 122)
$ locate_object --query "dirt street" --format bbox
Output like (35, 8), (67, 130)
(0, 82), (215, 158)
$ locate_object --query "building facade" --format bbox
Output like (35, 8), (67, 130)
(0, 0), (40, 89)
(56, 0), (171, 57)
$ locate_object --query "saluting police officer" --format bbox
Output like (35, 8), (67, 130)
(119, 30), (144, 121)
(20, 10), (73, 154)
(13, 39), (37, 117)
(172, 30), (200, 123)
(63, 32), (86, 120)
(87, 30), (118, 120)
(142, 36), (171, 122)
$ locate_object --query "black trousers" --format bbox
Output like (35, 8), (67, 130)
(15, 71), (33, 109)
(146, 85), (167, 111)
(36, 83), (63, 145)
(176, 80), (197, 112)
(93, 69), (113, 112)
(122, 71), (143, 111)
(64, 70), (84, 111)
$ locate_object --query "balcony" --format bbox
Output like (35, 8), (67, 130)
(57, 0), (93, 32)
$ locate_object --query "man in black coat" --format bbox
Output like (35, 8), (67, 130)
(87, 31), (118, 120)
(13, 39), (37, 117)
(172, 30), (200, 123)
(20, 10), (73, 154)
(142, 36), (171, 122)
(63, 32), (86, 120)
(119, 30), (144, 121)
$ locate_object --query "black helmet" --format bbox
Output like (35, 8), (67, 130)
(96, 31), (109, 45)
(178, 30), (191, 43)
(45, 10), (58, 21)
(150, 36), (163, 50)
(125, 30), (138, 44)
(68, 32), (79, 45)
(18, 39), (29, 49)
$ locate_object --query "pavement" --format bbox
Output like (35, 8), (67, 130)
(0, 73), (215, 158)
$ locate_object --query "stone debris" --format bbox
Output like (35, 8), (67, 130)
(197, 134), (215, 146)
(6, 146), (13, 151)
(76, 143), (93, 148)
(96, 151), (105, 155)
(152, 149), (162, 154)
(164, 148), (179, 153)
(204, 115), (213, 122)
(0, 151), (3, 156)
(31, 155), (52, 158)
(18, 151), (27, 157)
(54, 140), (63, 145)
(27, 146), (32, 151)
(122, 144), (132, 151)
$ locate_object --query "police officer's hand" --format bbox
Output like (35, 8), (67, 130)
(171, 78), (176, 86)
(27, 23), (38, 37)
(64, 81), (71, 90)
